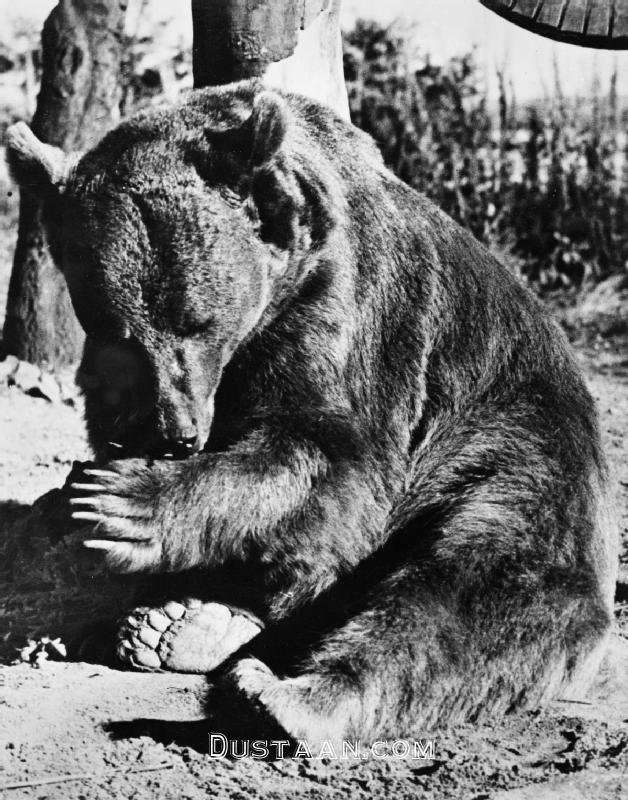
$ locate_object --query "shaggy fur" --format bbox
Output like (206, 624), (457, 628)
(7, 80), (618, 742)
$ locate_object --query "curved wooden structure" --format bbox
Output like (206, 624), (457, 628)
(480, 0), (628, 48)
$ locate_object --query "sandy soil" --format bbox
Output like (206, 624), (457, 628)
(1, 344), (628, 799)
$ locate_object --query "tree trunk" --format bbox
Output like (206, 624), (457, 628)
(191, 0), (349, 119)
(3, 0), (128, 369)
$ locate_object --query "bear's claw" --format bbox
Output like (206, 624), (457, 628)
(116, 599), (263, 673)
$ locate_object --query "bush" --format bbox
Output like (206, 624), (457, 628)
(344, 20), (628, 294)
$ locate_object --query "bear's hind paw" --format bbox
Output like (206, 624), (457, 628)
(116, 600), (262, 673)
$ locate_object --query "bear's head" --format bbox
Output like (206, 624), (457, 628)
(7, 83), (331, 460)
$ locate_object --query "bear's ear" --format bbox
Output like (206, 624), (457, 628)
(5, 122), (70, 195)
(249, 92), (288, 167)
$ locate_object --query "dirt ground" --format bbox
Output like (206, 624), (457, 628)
(1, 341), (628, 799)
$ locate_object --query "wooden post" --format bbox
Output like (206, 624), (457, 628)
(191, 0), (349, 119)
(3, 0), (128, 369)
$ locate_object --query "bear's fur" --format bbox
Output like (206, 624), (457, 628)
(7, 80), (618, 741)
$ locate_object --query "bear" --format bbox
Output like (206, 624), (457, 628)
(6, 79), (618, 744)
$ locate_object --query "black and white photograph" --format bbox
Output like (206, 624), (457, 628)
(1, 1), (628, 797)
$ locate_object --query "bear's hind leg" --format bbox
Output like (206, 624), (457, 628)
(216, 565), (463, 746)
(217, 559), (612, 746)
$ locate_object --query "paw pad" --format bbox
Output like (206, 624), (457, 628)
(116, 599), (262, 673)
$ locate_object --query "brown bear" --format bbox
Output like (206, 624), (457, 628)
(6, 79), (618, 744)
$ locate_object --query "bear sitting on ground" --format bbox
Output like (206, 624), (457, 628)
(6, 80), (618, 743)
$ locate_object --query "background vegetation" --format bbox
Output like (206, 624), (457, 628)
(2, 16), (628, 301)
(344, 20), (628, 297)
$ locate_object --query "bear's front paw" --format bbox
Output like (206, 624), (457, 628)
(69, 459), (171, 572)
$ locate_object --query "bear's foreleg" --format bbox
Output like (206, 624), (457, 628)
(69, 426), (391, 587)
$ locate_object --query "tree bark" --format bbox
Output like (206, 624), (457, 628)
(191, 0), (349, 119)
(3, 0), (128, 369)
